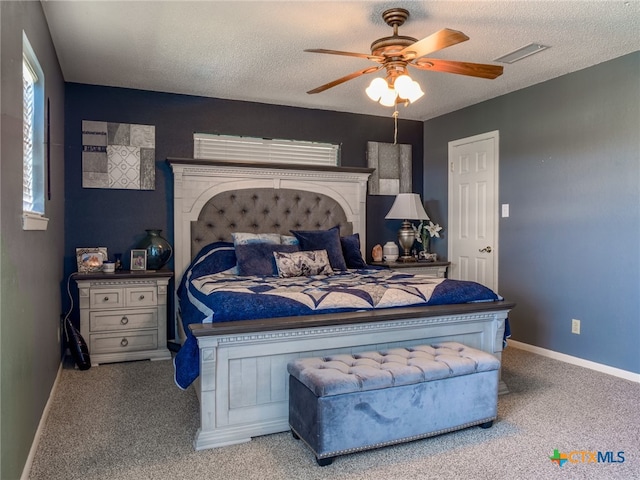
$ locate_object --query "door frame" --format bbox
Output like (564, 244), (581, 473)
(447, 130), (500, 290)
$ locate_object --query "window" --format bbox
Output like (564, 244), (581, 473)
(194, 133), (340, 167)
(22, 33), (48, 230)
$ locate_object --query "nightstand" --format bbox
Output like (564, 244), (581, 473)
(371, 260), (450, 278)
(75, 270), (173, 366)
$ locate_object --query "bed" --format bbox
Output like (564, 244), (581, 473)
(168, 158), (514, 451)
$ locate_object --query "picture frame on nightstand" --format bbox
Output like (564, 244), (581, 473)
(130, 249), (147, 271)
(76, 247), (107, 273)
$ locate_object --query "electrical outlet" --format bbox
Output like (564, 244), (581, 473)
(571, 318), (581, 334)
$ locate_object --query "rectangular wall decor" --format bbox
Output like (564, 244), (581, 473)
(366, 141), (412, 195)
(82, 120), (155, 190)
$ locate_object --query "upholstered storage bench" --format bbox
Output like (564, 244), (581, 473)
(288, 342), (500, 466)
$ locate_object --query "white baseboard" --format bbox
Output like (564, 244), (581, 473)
(20, 361), (64, 480)
(508, 340), (640, 383)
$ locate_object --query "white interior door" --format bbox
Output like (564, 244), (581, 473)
(448, 131), (499, 290)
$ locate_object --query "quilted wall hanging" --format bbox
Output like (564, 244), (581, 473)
(82, 120), (155, 190)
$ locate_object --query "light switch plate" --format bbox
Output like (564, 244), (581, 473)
(501, 204), (510, 217)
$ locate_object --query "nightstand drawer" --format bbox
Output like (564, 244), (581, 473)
(371, 261), (450, 278)
(90, 330), (158, 355)
(395, 266), (444, 277)
(89, 309), (157, 332)
(89, 288), (124, 309)
(126, 286), (157, 307)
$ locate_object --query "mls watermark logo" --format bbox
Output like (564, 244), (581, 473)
(549, 448), (625, 467)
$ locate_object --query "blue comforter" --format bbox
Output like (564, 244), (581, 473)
(174, 242), (502, 389)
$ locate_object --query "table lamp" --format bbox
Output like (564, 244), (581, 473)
(385, 193), (429, 262)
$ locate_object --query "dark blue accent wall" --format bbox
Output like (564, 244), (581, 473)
(423, 52), (640, 374)
(64, 84), (423, 335)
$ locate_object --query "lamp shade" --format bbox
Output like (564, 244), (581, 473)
(385, 193), (430, 220)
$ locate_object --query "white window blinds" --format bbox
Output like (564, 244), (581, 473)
(22, 33), (48, 231)
(23, 56), (37, 213)
(194, 134), (339, 167)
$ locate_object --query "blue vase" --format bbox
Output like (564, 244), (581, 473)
(137, 229), (172, 270)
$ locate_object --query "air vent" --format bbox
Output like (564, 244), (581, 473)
(494, 43), (549, 64)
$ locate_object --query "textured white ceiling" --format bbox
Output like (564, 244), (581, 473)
(42, 0), (640, 121)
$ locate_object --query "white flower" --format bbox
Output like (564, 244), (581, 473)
(426, 221), (443, 238)
(411, 223), (423, 243)
(413, 221), (443, 242)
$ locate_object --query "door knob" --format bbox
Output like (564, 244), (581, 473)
(479, 246), (492, 253)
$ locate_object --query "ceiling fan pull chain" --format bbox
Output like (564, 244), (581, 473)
(393, 107), (399, 145)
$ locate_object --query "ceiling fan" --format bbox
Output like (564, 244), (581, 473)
(305, 8), (503, 101)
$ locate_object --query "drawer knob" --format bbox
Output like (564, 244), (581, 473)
(103, 296), (109, 302)
(120, 338), (129, 347)
(139, 294), (145, 300)
(120, 316), (129, 325)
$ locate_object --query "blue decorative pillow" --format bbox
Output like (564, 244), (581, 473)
(340, 233), (367, 269)
(274, 250), (334, 278)
(291, 226), (348, 271)
(235, 243), (299, 276)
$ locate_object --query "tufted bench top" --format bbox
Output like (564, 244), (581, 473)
(287, 342), (500, 397)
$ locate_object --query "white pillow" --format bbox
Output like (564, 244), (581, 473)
(280, 235), (300, 245)
(231, 232), (282, 246)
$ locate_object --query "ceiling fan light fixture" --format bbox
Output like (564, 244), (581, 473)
(367, 74), (425, 107)
(366, 77), (389, 101)
(411, 81), (425, 101)
(393, 74), (413, 94)
(379, 87), (398, 107)
(395, 76), (424, 103)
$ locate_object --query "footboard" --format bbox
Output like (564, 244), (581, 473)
(190, 301), (513, 451)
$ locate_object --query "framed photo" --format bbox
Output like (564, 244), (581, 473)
(76, 247), (108, 273)
(130, 249), (147, 271)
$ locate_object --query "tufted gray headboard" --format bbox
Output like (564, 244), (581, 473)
(190, 188), (352, 258)
(167, 158), (373, 332)
(169, 159), (373, 334)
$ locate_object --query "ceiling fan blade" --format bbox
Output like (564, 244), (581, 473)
(400, 28), (469, 60)
(304, 49), (384, 63)
(307, 65), (382, 94)
(411, 58), (503, 79)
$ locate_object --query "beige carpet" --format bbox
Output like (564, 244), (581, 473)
(27, 347), (640, 480)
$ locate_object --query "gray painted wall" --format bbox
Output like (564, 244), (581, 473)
(423, 52), (639, 374)
(0, 2), (65, 479)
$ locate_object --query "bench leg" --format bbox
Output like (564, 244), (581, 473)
(479, 420), (494, 429)
(291, 430), (300, 440)
(317, 456), (334, 467)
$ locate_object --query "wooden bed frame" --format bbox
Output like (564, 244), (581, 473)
(168, 158), (514, 451)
